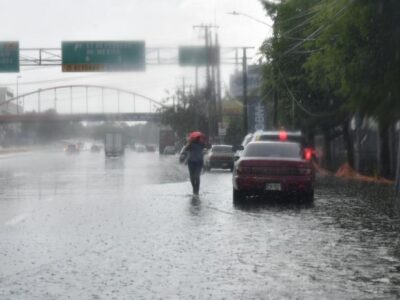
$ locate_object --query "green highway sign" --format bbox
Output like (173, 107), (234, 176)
(179, 46), (220, 66)
(62, 41), (145, 72)
(0, 42), (19, 72)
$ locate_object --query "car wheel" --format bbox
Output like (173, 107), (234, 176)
(233, 189), (245, 203)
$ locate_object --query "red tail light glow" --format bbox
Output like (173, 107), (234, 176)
(279, 130), (288, 141)
(237, 166), (252, 175)
(304, 148), (313, 161)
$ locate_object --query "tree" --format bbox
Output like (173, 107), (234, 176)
(260, 0), (348, 169)
(305, 0), (400, 176)
(261, 0), (400, 175)
(159, 89), (209, 141)
(225, 116), (244, 146)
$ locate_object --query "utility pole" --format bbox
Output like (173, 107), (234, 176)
(193, 24), (218, 139)
(235, 48), (239, 71)
(210, 32), (218, 138)
(16, 75), (21, 114)
(182, 77), (186, 96)
(291, 93), (295, 129)
(273, 89), (278, 128)
(354, 111), (362, 172)
(273, 58), (279, 129)
(177, 76), (191, 108)
(195, 66), (199, 96)
(242, 47), (248, 134)
(194, 66), (199, 130)
(205, 26), (213, 138)
(215, 33), (222, 125)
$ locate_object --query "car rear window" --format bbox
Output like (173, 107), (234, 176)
(243, 142), (301, 158)
(257, 134), (303, 144)
(212, 146), (233, 153)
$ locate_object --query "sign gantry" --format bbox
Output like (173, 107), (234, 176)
(0, 40), (253, 72)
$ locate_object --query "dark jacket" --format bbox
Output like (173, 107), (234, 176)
(184, 141), (205, 163)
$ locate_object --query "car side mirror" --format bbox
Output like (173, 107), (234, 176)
(233, 155), (240, 161)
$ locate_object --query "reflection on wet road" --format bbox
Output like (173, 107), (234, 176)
(0, 150), (400, 299)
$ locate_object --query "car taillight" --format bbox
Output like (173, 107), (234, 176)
(304, 148), (313, 161)
(279, 130), (288, 141)
(298, 168), (312, 175)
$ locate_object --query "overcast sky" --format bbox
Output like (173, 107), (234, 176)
(0, 0), (272, 111)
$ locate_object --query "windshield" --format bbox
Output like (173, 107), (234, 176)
(243, 142), (301, 158)
(212, 146), (233, 153)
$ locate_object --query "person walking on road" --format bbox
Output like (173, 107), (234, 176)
(183, 132), (207, 196)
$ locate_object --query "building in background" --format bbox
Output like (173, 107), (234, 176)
(229, 65), (262, 99)
(229, 65), (272, 131)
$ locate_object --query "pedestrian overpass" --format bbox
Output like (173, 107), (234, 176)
(0, 85), (165, 123)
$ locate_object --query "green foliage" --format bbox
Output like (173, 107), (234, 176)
(224, 116), (244, 146)
(305, 0), (400, 124)
(261, 0), (400, 130)
(260, 0), (400, 175)
(261, 0), (345, 136)
(159, 89), (209, 140)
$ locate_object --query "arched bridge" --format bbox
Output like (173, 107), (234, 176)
(0, 85), (166, 123)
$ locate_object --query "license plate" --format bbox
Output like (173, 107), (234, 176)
(265, 183), (281, 191)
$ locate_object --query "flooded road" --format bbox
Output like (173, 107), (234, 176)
(0, 150), (400, 299)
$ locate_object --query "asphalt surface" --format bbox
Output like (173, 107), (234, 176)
(0, 150), (400, 299)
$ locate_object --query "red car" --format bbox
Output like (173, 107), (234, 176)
(232, 141), (314, 202)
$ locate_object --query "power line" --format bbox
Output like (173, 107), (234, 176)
(281, 12), (319, 36)
(281, 2), (351, 57)
(227, 11), (273, 28)
(278, 1), (337, 38)
(291, 48), (324, 54)
(277, 5), (321, 24)
(278, 68), (335, 118)
(264, 1), (347, 57)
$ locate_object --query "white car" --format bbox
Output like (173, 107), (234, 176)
(163, 146), (176, 155)
(135, 144), (146, 152)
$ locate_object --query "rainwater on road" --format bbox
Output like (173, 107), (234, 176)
(0, 150), (400, 299)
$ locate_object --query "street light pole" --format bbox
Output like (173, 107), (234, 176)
(16, 75), (21, 114)
(242, 48), (248, 134)
(193, 24), (219, 138)
(227, 11), (273, 28)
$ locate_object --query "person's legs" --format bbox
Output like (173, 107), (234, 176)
(193, 161), (203, 194)
(193, 177), (199, 195)
(188, 162), (196, 193)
